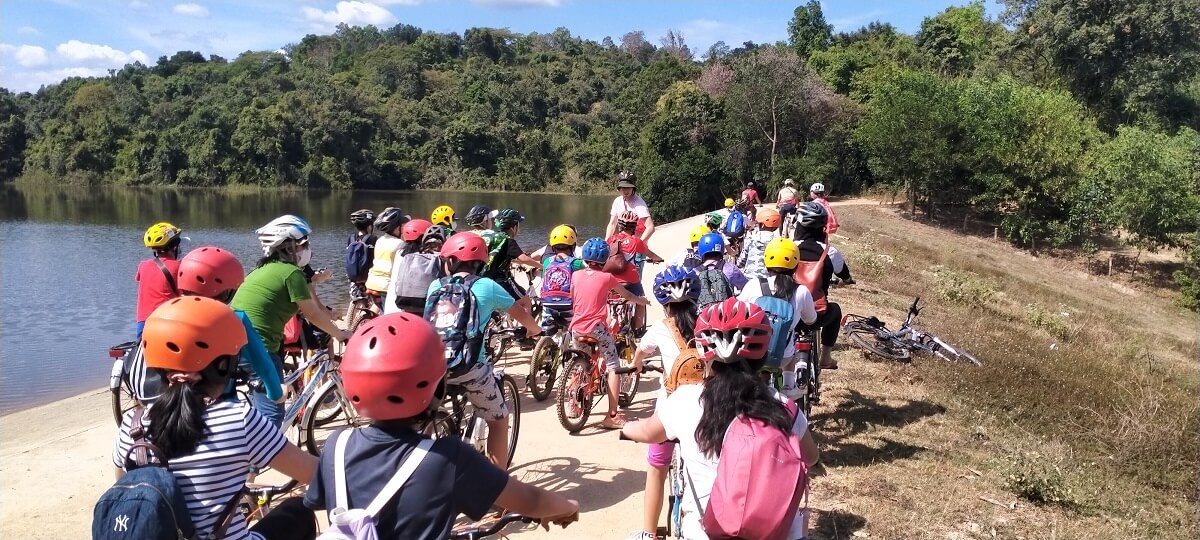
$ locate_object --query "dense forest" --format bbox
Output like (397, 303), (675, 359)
(1, 0), (1198, 303)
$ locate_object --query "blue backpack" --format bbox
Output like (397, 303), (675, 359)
(344, 233), (372, 283)
(424, 275), (484, 370)
(752, 278), (796, 369)
(723, 212), (746, 238)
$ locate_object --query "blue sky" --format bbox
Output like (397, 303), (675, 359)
(1, 0), (1002, 92)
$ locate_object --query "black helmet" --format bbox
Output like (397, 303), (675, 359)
(349, 209), (375, 226)
(616, 170), (636, 189)
(494, 208), (525, 230)
(419, 224), (446, 246)
(374, 207), (409, 235)
(464, 204), (491, 227)
(797, 201), (828, 230)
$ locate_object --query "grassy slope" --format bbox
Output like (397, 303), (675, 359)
(809, 202), (1198, 539)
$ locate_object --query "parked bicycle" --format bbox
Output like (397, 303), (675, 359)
(842, 297), (982, 366)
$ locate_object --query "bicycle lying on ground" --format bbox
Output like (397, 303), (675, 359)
(841, 297), (982, 366)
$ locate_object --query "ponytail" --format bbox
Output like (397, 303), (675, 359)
(694, 359), (792, 459)
(147, 356), (235, 459)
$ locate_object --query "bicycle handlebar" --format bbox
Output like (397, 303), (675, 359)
(449, 513), (537, 540)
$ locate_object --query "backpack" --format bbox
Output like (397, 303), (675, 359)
(479, 230), (510, 275)
(424, 275), (483, 370)
(540, 254), (578, 306)
(316, 430), (433, 540)
(393, 253), (444, 312)
(753, 278), (797, 370)
(688, 401), (808, 540)
(696, 264), (733, 308)
(345, 234), (372, 283)
(722, 212), (746, 239)
(792, 243), (828, 314)
(92, 409), (239, 540)
(662, 318), (705, 395)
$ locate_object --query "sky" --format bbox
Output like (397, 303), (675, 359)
(0, 0), (1003, 93)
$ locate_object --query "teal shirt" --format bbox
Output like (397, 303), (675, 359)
(425, 275), (515, 364)
(236, 311), (283, 400)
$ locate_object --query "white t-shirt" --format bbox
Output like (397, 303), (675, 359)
(778, 187), (799, 204)
(637, 319), (686, 407)
(610, 194), (651, 219)
(659, 384), (809, 540)
(737, 277), (818, 358)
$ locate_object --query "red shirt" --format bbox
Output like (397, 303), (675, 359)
(569, 268), (620, 334)
(135, 257), (181, 322)
(606, 232), (648, 284)
(741, 188), (760, 204)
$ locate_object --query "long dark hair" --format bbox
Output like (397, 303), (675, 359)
(695, 358), (793, 459)
(765, 268), (797, 300)
(147, 356), (235, 459)
(666, 301), (697, 342)
(794, 224), (827, 244)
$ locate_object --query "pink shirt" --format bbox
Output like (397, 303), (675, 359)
(568, 268), (620, 334)
(135, 257), (181, 322)
(813, 197), (839, 234)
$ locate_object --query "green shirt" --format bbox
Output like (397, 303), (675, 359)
(231, 261), (311, 353)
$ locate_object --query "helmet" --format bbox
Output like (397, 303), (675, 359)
(256, 215), (311, 256)
(705, 213), (723, 230)
(616, 170), (636, 189)
(689, 224), (709, 244)
(810, 182), (826, 194)
(763, 237), (800, 270)
(695, 298), (771, 363)
(144, 222), (182, 249)
(420, 225), (446, 247)
(549, 225), (578, 247)
(747, 181), (755, 188)
(374, 207), (408, 234)
(401, 219), (433, 242)
(696, 233), (726, 258)
(653, 265), (700, 306)
(431, 205), (455, 227)
(724, 198), (735, 209)
(142, 296), (247, 372)
(341, 312), (446, 420)
(756, 207), (781, 229)
(493, 208), (525, 231)
(349, 209), (375, 226)
(797, 201), (828, 231)
(464, 205), (491, 227)
(581, 237), (610, 263)
(616, 210), (639, 230)
(176, 246), (244, 298)
(440, 232), (488, 263)
(784, 178), (795, 186)
(734, 198), (753, 213)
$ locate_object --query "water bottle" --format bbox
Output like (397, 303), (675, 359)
(471, 417), (489, 451)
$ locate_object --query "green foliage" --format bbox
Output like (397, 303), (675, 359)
(1007, 452), (1081, 507)
(1173, 235), (1200, 312)
(787, 0), (833, 59)
(916, 1), (995, 76)
(933, 266), (997, 307)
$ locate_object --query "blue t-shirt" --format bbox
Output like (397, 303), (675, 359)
(303, 425), (509, 539)
(424, 275), (515, 364)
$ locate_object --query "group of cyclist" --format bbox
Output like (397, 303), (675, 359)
(116, 171), (851, 539)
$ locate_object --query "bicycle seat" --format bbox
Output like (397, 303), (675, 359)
(574, 335), (599, 346)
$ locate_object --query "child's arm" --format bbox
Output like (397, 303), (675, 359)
(239, 315), (283, 401)
(494, 480), (580, 529)
(639, 241), (664, 263)
(611, 284), (649, 306)
(620, 413), (669, 443)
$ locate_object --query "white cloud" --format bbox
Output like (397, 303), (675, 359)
(17, 26), (42, 36)
(173, 3), (210, 17)
(675, 19), (785, 56)
(370, 0), (424, 5)
(56, 40), (148, 66)
(1, 44), (51, 67)
(301, 1), (397, 29)
(472, 0), (562, 6)
(7, 67), (110, 92)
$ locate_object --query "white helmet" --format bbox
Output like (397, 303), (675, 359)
(256, 214), (311, 256)
(810, 182), (826, 194)
(784, 178), (795, 186)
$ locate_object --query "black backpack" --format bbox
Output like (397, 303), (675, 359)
(697, 264), (734, 308)
(344, 233), (372, 283)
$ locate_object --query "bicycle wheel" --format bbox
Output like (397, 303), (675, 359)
(498, 374), (521, 468)
(346, 301), (373, 334)
(844, 322), (911, 361)
(925, 336), (983, 366)
(666, 450), (683, 538)
(111, 385), (137, 426)
(555, 354), (592, 433)
(302, 379), (362, 455)
(527, 336), (560, 402)
(616, 337), (639, 408)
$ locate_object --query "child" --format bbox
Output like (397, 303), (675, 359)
(385, 226), (446, 316)
(539, 225), (584, 331)
(346, 209), (377, 306)
(737, 238), (818, 400)
(695, 232), (747, 308)
(571, 238), (650, 429)
(736, 207), (782, 279)
(607, 211), (665, 333)
(135, 222), (184, 339)
(669, 225), (710, 271)
(304, 312), (578, 538)
(365, 207), (410, 312)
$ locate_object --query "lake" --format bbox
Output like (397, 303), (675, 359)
(0, 183), (613, 415)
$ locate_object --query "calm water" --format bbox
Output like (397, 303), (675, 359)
(0, 184), (612, 415)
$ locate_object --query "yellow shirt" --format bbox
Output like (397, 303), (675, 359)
(365, 235), (405, 293)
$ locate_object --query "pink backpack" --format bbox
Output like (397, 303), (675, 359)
(692, 401), (809, 540)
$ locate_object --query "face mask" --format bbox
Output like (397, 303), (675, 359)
(297, 246), (312, 267)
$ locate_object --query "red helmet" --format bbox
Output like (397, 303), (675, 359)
(440, 232), (488, 263)
(176, 246), (244, 298)
(401, 219), (434, 242)
(695, 298), (771, 363)
(617, 210), (639, 229)
(341, 312), (447, 420)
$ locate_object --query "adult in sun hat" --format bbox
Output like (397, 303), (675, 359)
(605, 170), (656, 243)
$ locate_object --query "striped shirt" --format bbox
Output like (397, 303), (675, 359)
(112, 400), (286, 540)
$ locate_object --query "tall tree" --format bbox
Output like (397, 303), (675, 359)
(787, 0), (833, 59)
(916, 1), (995, 76)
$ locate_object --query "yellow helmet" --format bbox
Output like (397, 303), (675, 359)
(549, 224), (578, 247)
(689, 224), (709, 244)
(431, 205), (455, 227)
(144, 222), (182, 249)
(763, 237), (801, 270)
(724, 198), (735, 209)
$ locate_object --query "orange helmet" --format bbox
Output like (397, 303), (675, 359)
(756, 207), (781, 229)
(141, 297), (247, 372)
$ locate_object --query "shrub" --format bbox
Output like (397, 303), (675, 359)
(1025, 303), (1070, 340)
(933, 266), (996, 307)
(1007, 452), (1080, 508)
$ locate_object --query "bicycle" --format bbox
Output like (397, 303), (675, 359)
(450, 513), (537, 540)
(555, 331), (660, 433)
(759, 328), (823, 418)
(841, 297), (982, 366)
(106, 341), (140, 425)
(527, 306), (571, 401)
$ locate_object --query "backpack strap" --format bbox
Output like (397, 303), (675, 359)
(125, 407), (167, 468)
(366, 438), (433, 516)
(153, 256), (179, 296)
(662, 317), (690, 352)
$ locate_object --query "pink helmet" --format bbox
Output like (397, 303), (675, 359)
(341, 313), (446, 420)
(440, 232), (488, 263)
(695, 298), (772, 363)
(401, 219), (434, 242)
(176, 246), (244, 298)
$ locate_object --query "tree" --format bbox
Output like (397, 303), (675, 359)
(787, 1), (833, 59)
(916, 1), (995, 76)
(640, 81), (728, 221)
(0, 90), (28, 180)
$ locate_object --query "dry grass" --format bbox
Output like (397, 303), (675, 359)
(803, 202), (1198, 539)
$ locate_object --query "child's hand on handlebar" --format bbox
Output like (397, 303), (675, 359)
(540, 500), (580, 530)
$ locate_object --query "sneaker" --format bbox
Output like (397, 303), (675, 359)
(782, 384), (803, 400)
(626, 531), (656, 540)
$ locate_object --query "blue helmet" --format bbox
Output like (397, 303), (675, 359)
(696, 233), (726, 258)
(653, 265), (701, 306)
(581, 237), (610, 263)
